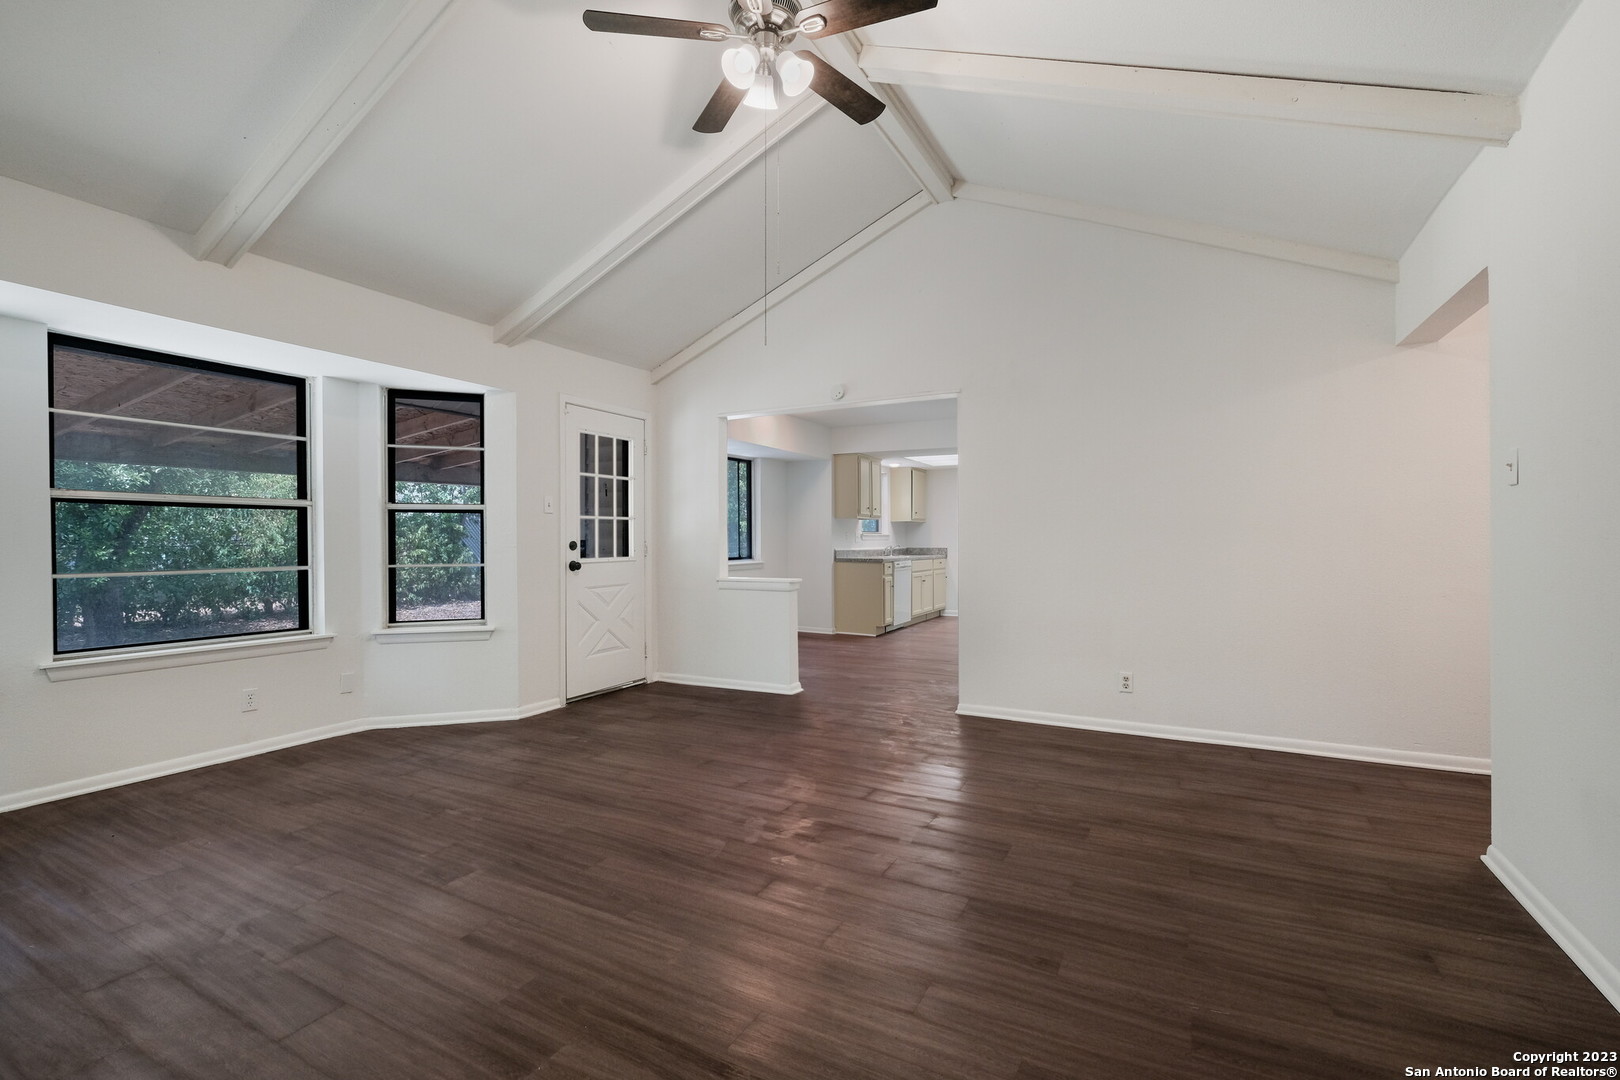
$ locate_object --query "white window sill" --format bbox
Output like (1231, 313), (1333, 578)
(717, 577), (800, 592)
(41, 633), (335, 682)
(373, 624), (494, 644)
(728, 560), (764, 570)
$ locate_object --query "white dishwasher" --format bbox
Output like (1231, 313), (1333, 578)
(891, 560), (912, 628)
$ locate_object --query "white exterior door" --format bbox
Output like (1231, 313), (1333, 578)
(564, 404), (646, 700)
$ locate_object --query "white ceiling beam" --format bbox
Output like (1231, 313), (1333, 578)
(191, 0), (461, 267)
(652, 190), (933, 384)
(955, 183), (1399, 282)
(809, 36), (956, 203)
(494, 95), (827, 347)
(858, 46), (1520, 145)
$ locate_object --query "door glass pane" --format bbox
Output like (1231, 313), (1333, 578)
(615, 438), (630, 477)
(580, 432), (595, 474)
(597, 477), (614, 517)
(580, 475), (594, 516)
(596, 519), (615, 558)
(616, 479), (629, 519)
(598, 435), (614, 474)
(617, 519), (630, 559)
(579, 518), (594, 559)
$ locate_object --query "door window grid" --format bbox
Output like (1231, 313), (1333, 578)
(579, 432), (632, 559)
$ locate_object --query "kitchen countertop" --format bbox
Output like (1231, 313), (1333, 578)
(833, 548), (947, 563)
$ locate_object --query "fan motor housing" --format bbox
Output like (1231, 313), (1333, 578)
(729, 0), (801, 33)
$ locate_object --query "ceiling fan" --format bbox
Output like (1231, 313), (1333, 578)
(583, 0), (938, 133)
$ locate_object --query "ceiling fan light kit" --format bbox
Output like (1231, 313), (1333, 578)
(583, 0), (938, 132)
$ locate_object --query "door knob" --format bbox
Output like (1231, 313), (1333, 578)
(567, 560), (582, 572)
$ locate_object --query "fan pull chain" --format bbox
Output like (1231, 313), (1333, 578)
(762, 108), (770, 347)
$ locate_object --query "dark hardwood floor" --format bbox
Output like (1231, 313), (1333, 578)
(2, 617), (1616, 1078)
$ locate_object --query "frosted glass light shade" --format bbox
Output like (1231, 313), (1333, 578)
(776, 50), (812, 97)
(722, 43), (760, 90)
(744, 70), (778, 109)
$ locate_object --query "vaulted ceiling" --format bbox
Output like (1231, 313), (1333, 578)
(0, 0), (1579, 371)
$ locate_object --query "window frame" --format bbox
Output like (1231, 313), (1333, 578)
(858, 467), (893, 540)
(385, 388), (486, 626)
(726, 455), (756, 563)
(47, 334), (312, 656)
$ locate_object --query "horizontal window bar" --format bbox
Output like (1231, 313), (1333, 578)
(386, 443), (485, 453)
(386, 563), (485, 570)
(51, 488), (310, 509)
(54, 565), (307, 580)
(49, 408), (309, 442)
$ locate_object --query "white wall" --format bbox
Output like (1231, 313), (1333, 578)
(784, 460), (835, 632)
(1397, 0), (1620, 1009)
(0, 177), (652, 809)
(655, 196), (1490, 773)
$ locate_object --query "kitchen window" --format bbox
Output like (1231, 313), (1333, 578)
(49, 335), (309, 654)
(387, 390), (485, 622)
(727, 456), (754, 561)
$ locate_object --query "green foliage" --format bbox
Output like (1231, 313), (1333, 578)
(394, 480), (481, 505)
(391, 511), (483, 617)
(52, 460), (304, 652)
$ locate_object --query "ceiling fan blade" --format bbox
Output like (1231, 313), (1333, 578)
(805, 56), (885, 124)
(582, 10), (731, 40)
(795, 0), (938, 37)
(694, 79), (747, 133)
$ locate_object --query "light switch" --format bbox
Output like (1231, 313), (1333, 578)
(1504, 448), (1519, 486)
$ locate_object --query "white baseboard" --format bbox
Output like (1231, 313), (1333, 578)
(2, 699), (571, 813)
(1484, 845), (1620, 1013)
(653, 672), (803, 695)
(367, 706), (530, 729)
(0, 718), (367, 813)
(944, 610), (958, 617)
(953, 703), (1491, 774)
(798, 626), (837, 635)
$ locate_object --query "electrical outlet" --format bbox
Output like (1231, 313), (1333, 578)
(241, 688), (259, 712)
(1119, 671), (1133, 694)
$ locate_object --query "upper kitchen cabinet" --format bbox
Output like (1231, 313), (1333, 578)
(890, 467), (927, 523)
(832, 453), (881, 519)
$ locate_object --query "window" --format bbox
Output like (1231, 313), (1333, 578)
(859, 468), (891, 537)
(49, 335), (309, 654)
(388, 391), (484, 622)
(726, 456), (753, 561)
(579, 431), (632, 559)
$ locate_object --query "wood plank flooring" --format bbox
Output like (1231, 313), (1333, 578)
(2, 617), (1616, 1078)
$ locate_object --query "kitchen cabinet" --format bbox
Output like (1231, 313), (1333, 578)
(834, 560), (889, 635)
(912, 567), (932, 618)
(835, 556), (947, 635)
(832, 453), (881, 519)
(889, 467), (928, 523)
